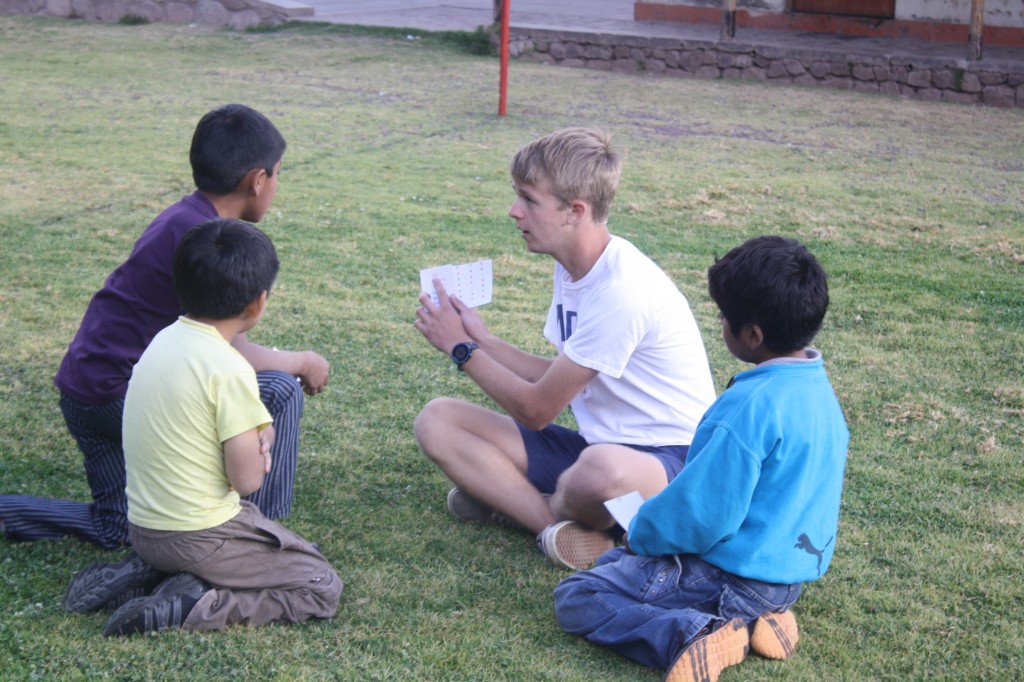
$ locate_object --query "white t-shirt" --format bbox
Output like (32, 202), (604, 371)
(543, 236), (715, 446)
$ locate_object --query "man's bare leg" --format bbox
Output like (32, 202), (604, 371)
(550, 444), (670, 530)
(414, 397), (555, 534)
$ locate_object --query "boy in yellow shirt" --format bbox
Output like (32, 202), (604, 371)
(101, 218), (340, 635)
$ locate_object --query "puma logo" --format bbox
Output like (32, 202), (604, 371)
(795, 533), (833, 576)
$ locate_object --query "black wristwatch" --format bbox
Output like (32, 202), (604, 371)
(450, 341), (479, 371)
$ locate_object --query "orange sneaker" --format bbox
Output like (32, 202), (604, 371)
(750, 609), (799, 660)
(665, 618), (749, 682)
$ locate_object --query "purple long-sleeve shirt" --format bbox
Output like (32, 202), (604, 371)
(55, 192), (218, 405)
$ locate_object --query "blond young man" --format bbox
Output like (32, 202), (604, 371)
(414, 128), (715, 570)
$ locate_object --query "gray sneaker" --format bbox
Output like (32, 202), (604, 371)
(64, 551), (169, 613)
(446, 487), (492, 523)
(103, 572), (209, 637)
(445, 487), (527, 530)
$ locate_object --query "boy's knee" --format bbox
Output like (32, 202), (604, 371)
(553, 575), (582, 610)
(553, 575), (600, 633)
(257, 370), (304, 413)
(311, 567), (343, 618)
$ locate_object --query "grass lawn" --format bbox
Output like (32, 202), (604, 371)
(1, 16), (1022, 681)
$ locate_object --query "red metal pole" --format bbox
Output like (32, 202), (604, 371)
(499, 0), (510, 116)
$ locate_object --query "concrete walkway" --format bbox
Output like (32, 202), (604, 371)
(296, 0), (1024, 66)
(296, 1), (634, 33)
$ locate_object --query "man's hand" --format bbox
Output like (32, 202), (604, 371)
(258, 424), (276, 473)
(297, 351), (330, 395)
(415, 278), (476, 354)
(447, 293), (489, 341)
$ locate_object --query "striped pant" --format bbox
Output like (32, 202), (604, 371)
(0, 370), (303, 549)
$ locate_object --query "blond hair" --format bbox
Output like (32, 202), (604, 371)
(510, 128), (621, 224)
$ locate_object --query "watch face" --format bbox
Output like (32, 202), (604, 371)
(452, 342), (477, 365)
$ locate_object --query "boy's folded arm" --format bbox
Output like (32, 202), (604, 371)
(223, 428), (266, 497)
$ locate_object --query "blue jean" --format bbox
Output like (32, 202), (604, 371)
(553, 547), (801, 670)
(0, 370), (302, 548)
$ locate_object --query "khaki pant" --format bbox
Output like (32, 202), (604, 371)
(130, 501), (341, 631)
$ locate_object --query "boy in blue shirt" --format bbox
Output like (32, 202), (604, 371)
(553, 235), (849, 682)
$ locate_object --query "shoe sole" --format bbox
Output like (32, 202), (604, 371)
(750, 610), (799, 660)
(63, 555), (166, 613)
(665, 618), (749, 682)
(542, 521), (614, 570)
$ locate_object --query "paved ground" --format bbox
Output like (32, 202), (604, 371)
(296, 0), (1024, 65)
(296, 0), (634, 33)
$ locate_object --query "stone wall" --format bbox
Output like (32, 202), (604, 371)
(509, 28), (1024, 108)
(0, 0), (312, 29)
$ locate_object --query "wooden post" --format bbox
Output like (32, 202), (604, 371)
(721, 0), (737, 41)
(493, 0), (502, 24)
(968, 0), (985, 61)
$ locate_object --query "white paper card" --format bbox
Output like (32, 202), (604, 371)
(603, 490), (645, 530)
(420, 259), (493, 308)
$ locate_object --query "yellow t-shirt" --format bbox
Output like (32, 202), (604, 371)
(123, 317), (272, 531)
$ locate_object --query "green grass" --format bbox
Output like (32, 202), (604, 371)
(1, 16), (1023, 681)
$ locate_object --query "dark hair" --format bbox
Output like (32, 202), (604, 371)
(190, 104), (286, 195)
(708, 235), (829, 353)
(173, 219), (279, 320)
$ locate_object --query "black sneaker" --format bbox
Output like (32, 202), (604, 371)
(103, 572), (209, 637)
(64, 551), (169, 613)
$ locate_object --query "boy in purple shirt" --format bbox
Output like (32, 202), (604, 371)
(0, 105), (330, 612)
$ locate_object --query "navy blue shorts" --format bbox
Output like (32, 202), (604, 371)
(517, 422), (689, 494)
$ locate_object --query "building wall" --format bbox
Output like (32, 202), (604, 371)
(510, 24), (1024, 107)
(645, 1), (786, 11)
(640, 0), (1024, 28)
(897, 0), (1024, 28)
